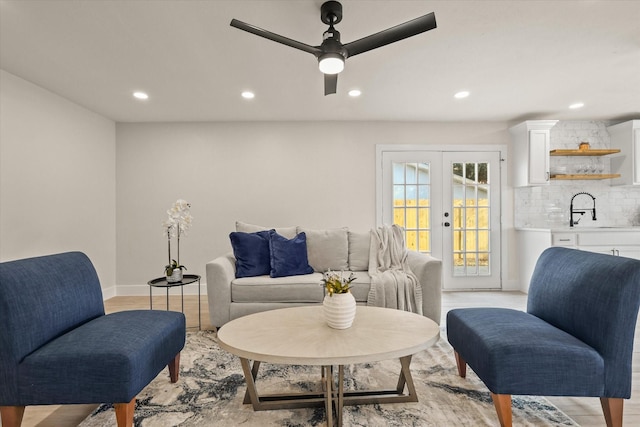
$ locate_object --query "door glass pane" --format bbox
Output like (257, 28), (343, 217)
(406, 230), (418, 251)
(479, 253), (490, 275)
(406, 185), (417, 206)
(406, 163), (417, 184)
(451, 161), (491, 277)
(466, 230), (477, 251)
(393, 185), (405, 206)
(392, 162), (432, 255)
(406, 208), (418, 228)
(393, 163), (405, 184)
(418, 163), (430, 184)
(478, 230), (489, 251)
(419, 231), (430, 252)
(478, 184), (489, 204)
(418, 207), (429, 228)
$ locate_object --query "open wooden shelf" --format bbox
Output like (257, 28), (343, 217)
(549, 149), (620, 156)
(550, 174), (621, 180)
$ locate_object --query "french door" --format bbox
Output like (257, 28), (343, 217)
(380, 150), (501, 290)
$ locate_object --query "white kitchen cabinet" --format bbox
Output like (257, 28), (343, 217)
(575, 246), (640, 258)
(509, 120), (558, 187)
(609, 120), (640, 186)
(576, 231), (640, 260)
(551, 232), (576, 247)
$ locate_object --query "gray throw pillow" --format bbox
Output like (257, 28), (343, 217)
(348, 230), (371, 271)
(298, 227), (349, 272)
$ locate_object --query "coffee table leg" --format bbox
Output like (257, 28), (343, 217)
(337, 365), (345, 426)
(397, 355), (418, 401)
(240, 358), (262, 409)
(323, 365), (334, 427)
(241, 359), (262, 404)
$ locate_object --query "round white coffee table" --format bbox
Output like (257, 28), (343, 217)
(217, 305), (440, 427)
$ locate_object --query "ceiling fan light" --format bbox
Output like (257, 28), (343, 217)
(318, 53), (344, 74)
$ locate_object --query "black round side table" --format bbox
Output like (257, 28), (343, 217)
(148, 274), (201, 330)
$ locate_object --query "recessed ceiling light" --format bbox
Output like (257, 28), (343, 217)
(133, 91), (149, 100)
(348, 89), (361, 97)
(241, 91), (255, 99)
(569, 102), (584, 109)
(454, 91), (470, 99)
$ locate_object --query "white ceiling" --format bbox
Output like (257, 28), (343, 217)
(1, 0), (638, 123)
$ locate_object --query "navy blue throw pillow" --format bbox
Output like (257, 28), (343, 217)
(268, 230), (314, 278)
(229, 230), (271, 278)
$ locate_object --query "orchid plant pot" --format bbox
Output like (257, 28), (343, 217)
(166, 269), (183, 283)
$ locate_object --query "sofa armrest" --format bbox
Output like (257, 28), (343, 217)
(206, 253), (236, 328)
(407, 251), (442, 325)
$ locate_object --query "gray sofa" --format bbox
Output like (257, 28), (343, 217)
(206, 223), (442, 328)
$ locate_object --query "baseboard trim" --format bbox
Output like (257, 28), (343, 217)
(501, 278), (523, 292)
(114, 283), (207, 297)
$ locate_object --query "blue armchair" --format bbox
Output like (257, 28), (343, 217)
(447, 247), (640, 427)
(0, 252), (186, 427)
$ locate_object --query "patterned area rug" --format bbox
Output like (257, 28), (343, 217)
(79, 330), (578, 426)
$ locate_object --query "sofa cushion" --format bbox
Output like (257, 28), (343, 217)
(268, 231), (314, 278)
(229, 231), (271, 278)
(348, 230), (371, 271)
(298, 227), (349, 272)
(236, 221), (297, 239)
(231, 273), (325, 303)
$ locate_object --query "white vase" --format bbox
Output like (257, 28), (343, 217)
(167, 269), (183, 283)
(322, 292), (356, 329)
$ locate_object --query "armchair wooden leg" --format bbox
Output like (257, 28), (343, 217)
(114, 398), (135, 427)
(0, 406), (26, 427)
(491, 393), (512, 427)
(168, 352), (181, 383)
(600, 397), (623, 427)
(453, 350), (467, 378)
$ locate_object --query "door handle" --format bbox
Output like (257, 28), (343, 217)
(444, 222), (451, 227)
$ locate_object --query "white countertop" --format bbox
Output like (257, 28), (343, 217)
(516, 227), (640, 232)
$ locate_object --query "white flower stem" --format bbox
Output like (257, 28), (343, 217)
(177, 226), (181, 266)
(167, 228), (172, 265)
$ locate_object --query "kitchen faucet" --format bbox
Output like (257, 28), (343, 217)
(569, 192), (596, 227)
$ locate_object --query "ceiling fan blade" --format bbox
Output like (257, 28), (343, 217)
(343, 12), (436, 58)
(324, 73), (338, 96)
(230, 19), (323, 56)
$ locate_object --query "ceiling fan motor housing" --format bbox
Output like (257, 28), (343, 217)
(321, 31), (347, 58)
(321, 1), (343, 25)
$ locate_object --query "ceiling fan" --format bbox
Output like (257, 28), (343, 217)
(230, 1), (437, 95)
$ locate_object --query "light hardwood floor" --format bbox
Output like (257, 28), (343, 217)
(13, 292), (640, 427)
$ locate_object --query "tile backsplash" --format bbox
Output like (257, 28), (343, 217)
(514, 121), (640, 228)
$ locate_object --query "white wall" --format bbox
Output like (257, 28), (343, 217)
(116, 121), (513, 294)
(0, 70), (117, 295)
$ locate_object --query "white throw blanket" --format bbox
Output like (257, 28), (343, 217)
(367, 224), (423, 315)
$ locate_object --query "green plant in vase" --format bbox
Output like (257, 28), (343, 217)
(322, 270), (356, 296)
